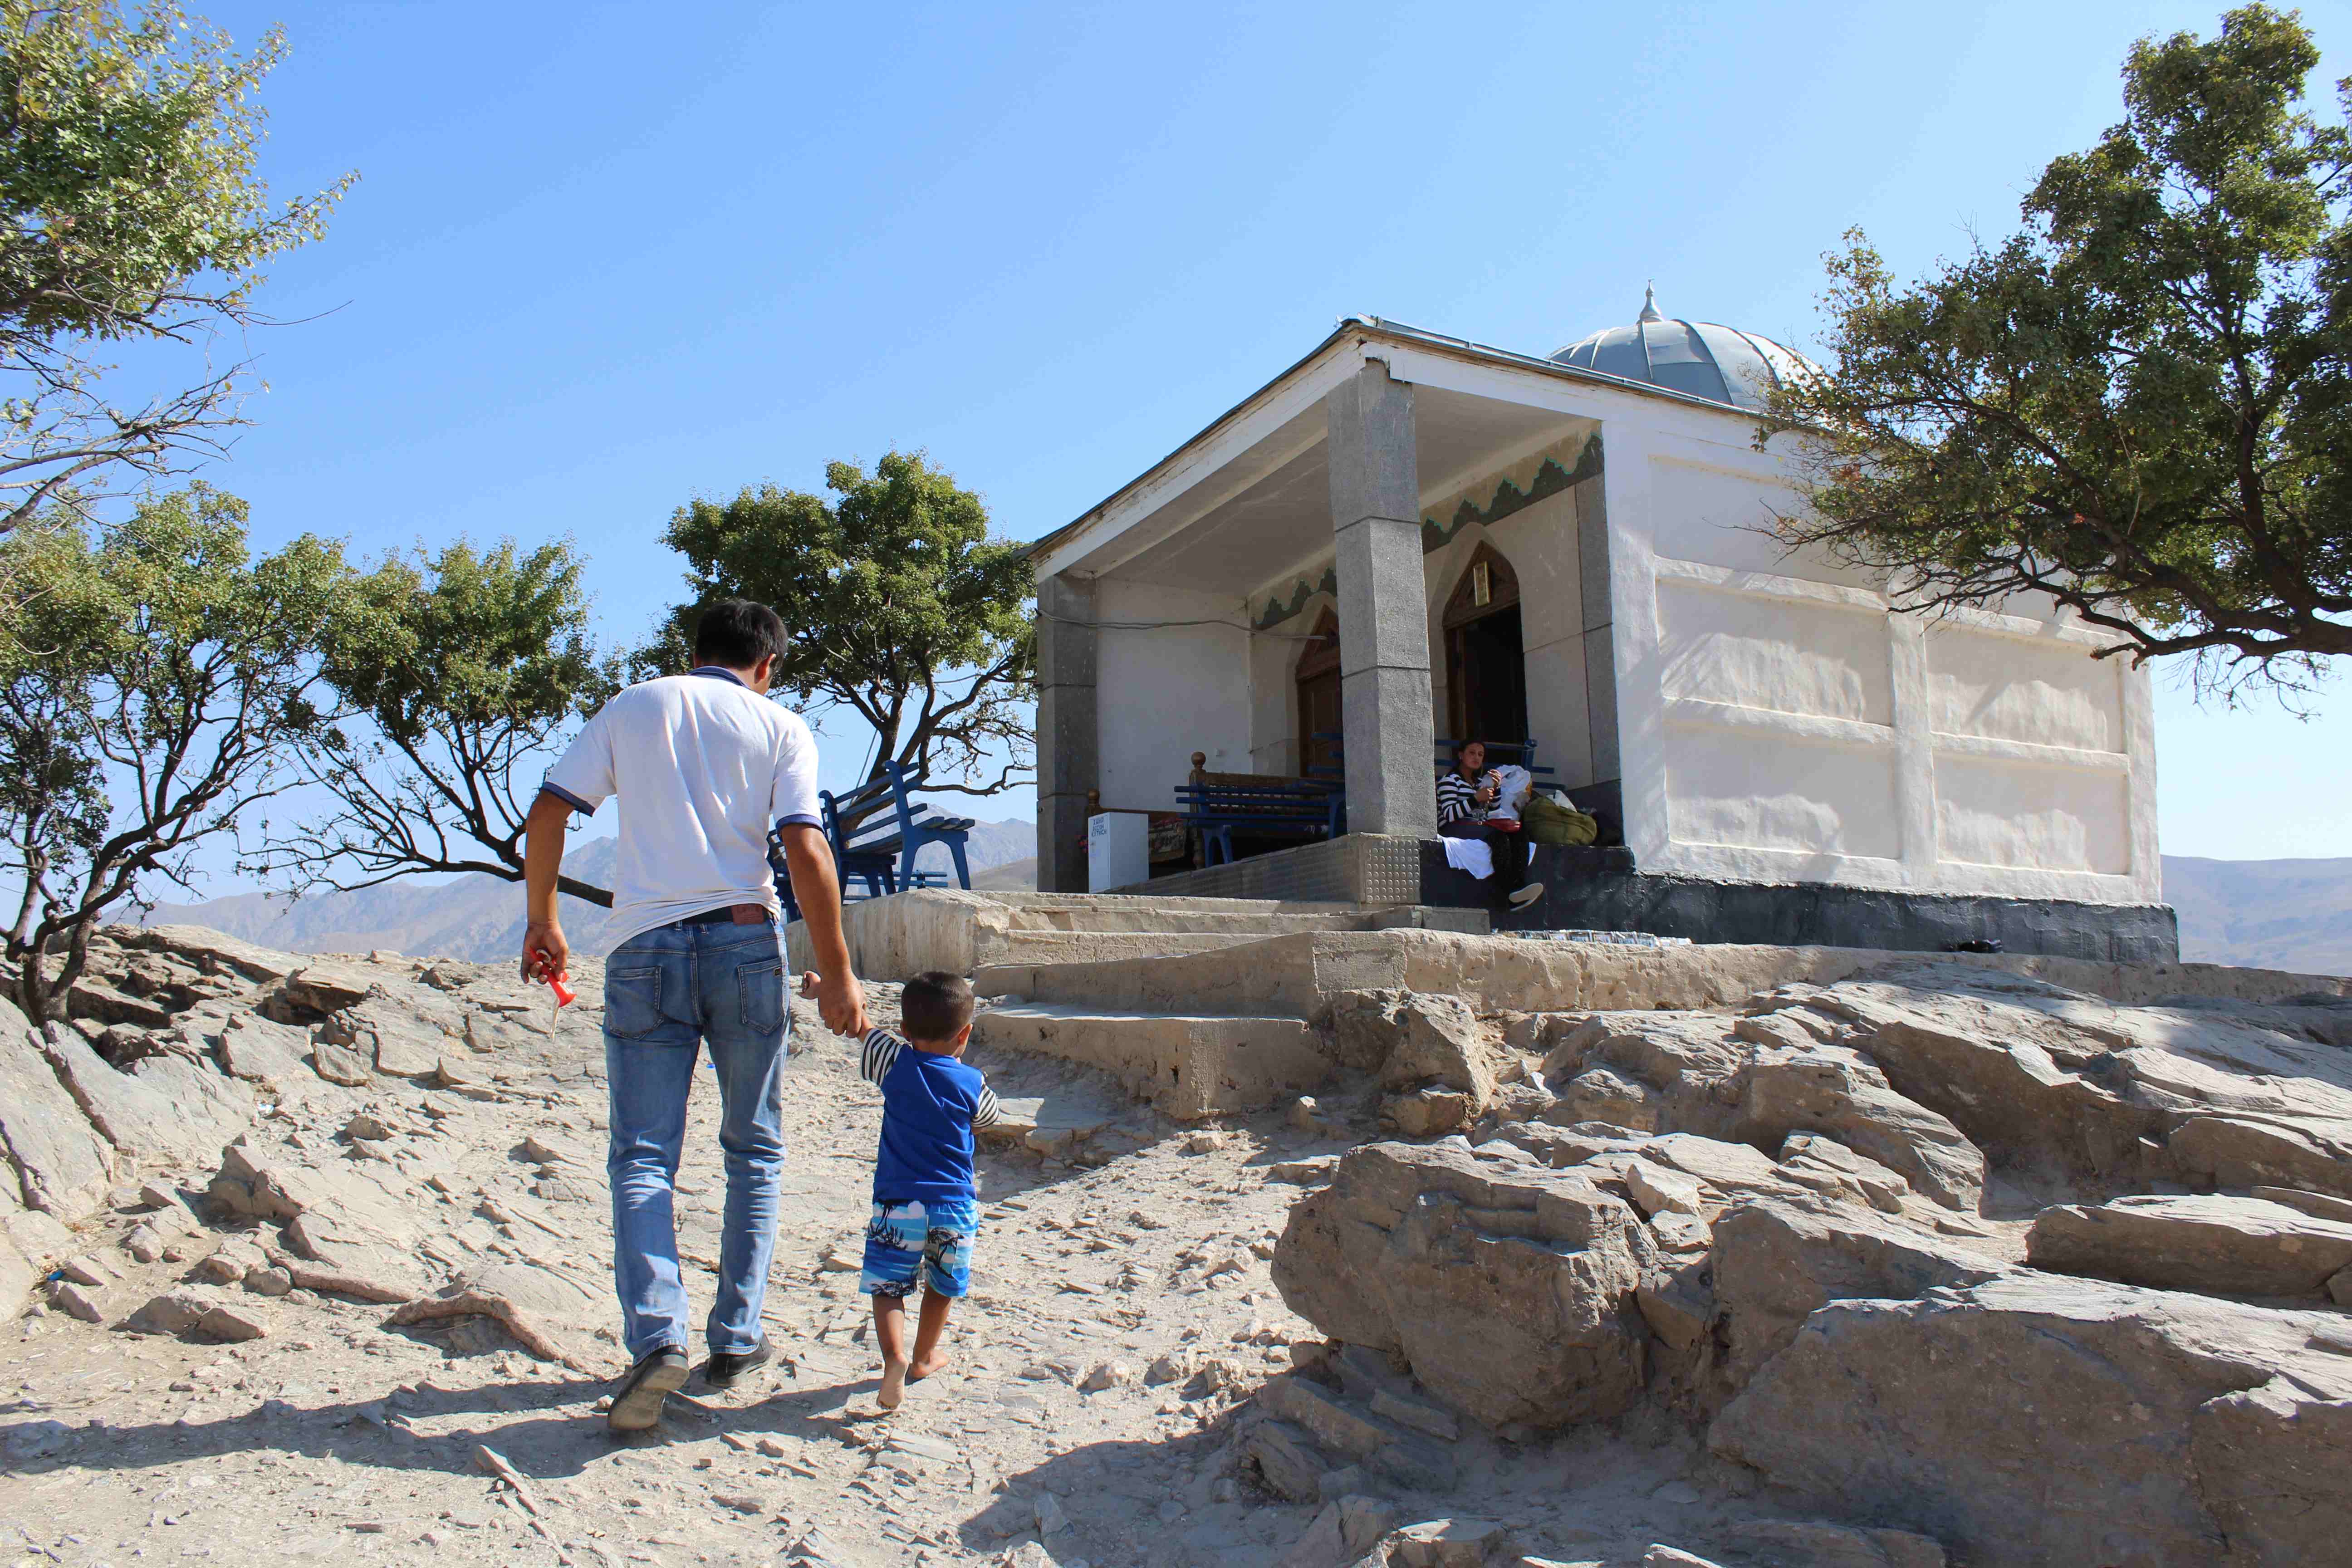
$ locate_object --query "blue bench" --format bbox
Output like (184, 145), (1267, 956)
(1174, 779), (1345, 867)
(765, 760), (976, 917)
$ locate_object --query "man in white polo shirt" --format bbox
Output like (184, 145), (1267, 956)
(521, 598), (868, 1432)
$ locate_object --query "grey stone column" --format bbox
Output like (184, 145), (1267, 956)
(1327, 361), (1438, 839)
(1034, 572), (1098, 893)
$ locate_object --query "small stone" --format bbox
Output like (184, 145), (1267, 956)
(710, 1493), (764, 1514)
(1642, 1549), (1727, 1568)
(1389, 1518), (1517, 1568)
(1650, 1480), (1702, 1505)
(50, 1280), (105, 1323)
(124, 1223), (166, 1264)
(1266, 1157), (1338, 1187)
(1182, 1131), (1228, 1155)
(1155, 1498), (1185, 1522)
(757, 1436), (789, 1458)
(1340, 1495), (1401, 1556)
(343, 1112), (396, 1141)
(1034, 1490), (1068, 1534)
(243, 1266), (294, 1297)
(196, 1303), (269, 1342)
(1079, 1360), (1132, 1392)
(128, 1290), (211, 1335)
(311, 1042), (372, 1086)
(139, 1181), (197, 1228)
(58, 1253), (112, 1288)
(1144, 1352), (1191, 1386)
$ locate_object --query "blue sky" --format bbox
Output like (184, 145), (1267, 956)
(151, 0), (2352, 876)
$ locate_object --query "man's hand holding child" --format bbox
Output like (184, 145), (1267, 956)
(798, 968), (872, 1038)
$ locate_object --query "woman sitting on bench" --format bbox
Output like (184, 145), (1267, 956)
(1437, 739), (1547, 912)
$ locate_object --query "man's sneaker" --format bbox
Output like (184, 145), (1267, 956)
(1508, 882), (1548, 910)
(701, 1335), (777, 1391)
(606, 1345), (688, 1432)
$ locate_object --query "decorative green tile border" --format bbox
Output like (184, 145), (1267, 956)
(1421, 430), (1603, 553)
(1252, 565), (1338, 630)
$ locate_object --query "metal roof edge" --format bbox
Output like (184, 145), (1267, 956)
(1026, 316), (1763, 568)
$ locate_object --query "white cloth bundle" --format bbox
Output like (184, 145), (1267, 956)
(1490, 764), (1534, 815)
(1441, 835), (1495, 880)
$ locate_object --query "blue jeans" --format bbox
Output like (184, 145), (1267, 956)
(601, 918), (789, 1361)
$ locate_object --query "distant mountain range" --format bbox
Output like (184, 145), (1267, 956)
(146, 820), (1037, 962)
(2159, 856), (2352, 978)
(146, 831), (2347, 978)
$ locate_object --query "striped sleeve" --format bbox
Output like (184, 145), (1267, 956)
(971, 1083), (1002, 1130)
(1436, 773), (1476, 826)
(859, 1028), (904, 1085)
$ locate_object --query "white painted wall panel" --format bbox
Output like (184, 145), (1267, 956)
(1658, 580), (1891, 724)
(1095, 579), (1252, 811)
(1935, 754), (2130, 875)
(1928, 625), (2125, 753)
(1665, 720), (1901, 860)
(1649, 454), (1875, 589)
(1523, 634), (1592, 787)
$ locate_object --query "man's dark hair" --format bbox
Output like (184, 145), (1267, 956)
(900, 971), (975, 1044)
(693, 598), (788, 670)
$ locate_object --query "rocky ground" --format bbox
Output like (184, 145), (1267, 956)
(4, 925), (2351, 1568)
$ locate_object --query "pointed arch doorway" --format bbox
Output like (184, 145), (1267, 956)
(1294, 607), (1342, 777)
(1443, 544), (1529, 746)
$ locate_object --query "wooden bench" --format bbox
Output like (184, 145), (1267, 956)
(1174, 771), (1345, 867)
(765, 760), (977, 916)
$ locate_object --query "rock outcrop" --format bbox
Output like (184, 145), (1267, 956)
(1710, 1273), (2352, 1568)
(1271, 1142), (1654, 1429)
(2026, 1192), (2352, 1300)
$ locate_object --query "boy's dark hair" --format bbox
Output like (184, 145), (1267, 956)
(693, 598), (788, 670)
(900, 971), (975, 1044)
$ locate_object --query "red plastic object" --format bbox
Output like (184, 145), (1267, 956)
(547, 975), (576, 1008)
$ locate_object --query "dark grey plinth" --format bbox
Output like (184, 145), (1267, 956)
(1418, 842), (2180, 963)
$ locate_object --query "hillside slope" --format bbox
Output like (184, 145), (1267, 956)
(147, 820), (1036, 961)
(2161, 854), (2352, 976)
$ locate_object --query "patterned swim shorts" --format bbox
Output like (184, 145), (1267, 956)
(859, 1198), (978, 1298)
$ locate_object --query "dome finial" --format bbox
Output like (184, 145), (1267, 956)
(1638, 282), (1662, 323)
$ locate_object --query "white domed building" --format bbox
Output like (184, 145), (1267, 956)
(1025, 294), (2167, 957)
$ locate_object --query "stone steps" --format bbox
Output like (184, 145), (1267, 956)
(971, 1003), (1334, 1121)
(791, 888), (1486, 980)
(991, 930), (1290, 965)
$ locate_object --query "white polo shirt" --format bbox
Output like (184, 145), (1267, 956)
(542, 667), (821, 946)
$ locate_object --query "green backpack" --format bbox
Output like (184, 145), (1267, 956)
(1519, 790), (1599, 847)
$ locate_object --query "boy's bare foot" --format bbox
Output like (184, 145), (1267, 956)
(907, 1350), (951, 1384)
(878, 1357), (909, 1411)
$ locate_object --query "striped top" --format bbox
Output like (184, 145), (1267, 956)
(860, 1029), (1003, 1128)
(1436, 770), (1490, 827)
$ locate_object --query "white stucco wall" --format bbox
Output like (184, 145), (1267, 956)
(1093, 579), (1254, 811)
(1605, 420), (2161, 907)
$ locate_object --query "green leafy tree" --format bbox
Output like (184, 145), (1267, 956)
(647, 450), (1034, 795)
(0, 485), (349, 1024)
(258, 539), (623, 904)
(0, 2), (351, 534)
(1762, 5), (2352, 697)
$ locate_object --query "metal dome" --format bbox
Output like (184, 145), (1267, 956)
(1548, 286), (1814, 412)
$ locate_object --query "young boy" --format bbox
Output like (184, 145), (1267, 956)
(800, 968), (1000, 1409)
